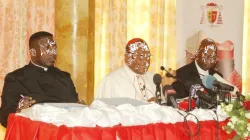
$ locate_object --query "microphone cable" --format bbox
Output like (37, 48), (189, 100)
(213, 109), (219, 140)
(177, 111), (201, 139)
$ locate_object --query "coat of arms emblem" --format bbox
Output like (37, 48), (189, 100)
(200, 2), (223, 27)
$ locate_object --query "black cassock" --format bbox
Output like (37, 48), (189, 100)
(0, 62), (78, 127)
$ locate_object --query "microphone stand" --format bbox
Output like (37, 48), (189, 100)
(188, 91), (192, 111)
(235, 91), (245, 102)
(213, 87), (220, 107)
(155, 84), (162, 105)
(212, 87), (231, 106)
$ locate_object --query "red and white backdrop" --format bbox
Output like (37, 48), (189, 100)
(176, 0), (244, 92)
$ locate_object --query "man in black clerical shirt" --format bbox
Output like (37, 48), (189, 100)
(0, 31), (82, 127)
(172, 38), (222, 98)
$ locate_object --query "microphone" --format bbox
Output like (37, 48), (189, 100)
(190, 84), (204, 98)
(213, 73), (239, 94)
(160, 66), (176, 78)
(160, 66), (195, 111)
(153, 74), (162, 85)
(153, 74), (162, 104)
(213, 74), (245, 100)
(163, 85), (177, 107)
(196, 90), (217, 104)
(202, 75), (234, 92)
(213, 80), (234, 91)
(189, 84), (204, 108)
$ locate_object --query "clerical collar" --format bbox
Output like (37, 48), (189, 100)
(31, 61), (48, 71)
(195, 60), (209, 78)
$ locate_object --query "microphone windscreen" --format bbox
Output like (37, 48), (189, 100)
(153, 74), (162, 84)
(160, 66), (165, 71)
(202, 75), (217, 89)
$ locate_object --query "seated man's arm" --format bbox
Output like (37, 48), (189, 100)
(0, 74), (22, 127)
(66, 73), (79, 103)
(172, 80), (189, 99)
(171, 70), (190, 99)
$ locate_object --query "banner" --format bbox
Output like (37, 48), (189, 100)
(176, 0), (244, 92)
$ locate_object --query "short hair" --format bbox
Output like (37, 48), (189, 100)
(29, 31), (53, 49)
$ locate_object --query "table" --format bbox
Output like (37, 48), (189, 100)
(5, 114), (235, 140)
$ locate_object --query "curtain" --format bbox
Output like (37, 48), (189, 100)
(94, 0), (128, 91)
(243, 1), (250, 93)
(94, 0), (177, 92)
(0, 0), (55, 95)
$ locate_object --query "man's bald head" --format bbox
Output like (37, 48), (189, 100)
(196, 38), (217, 53)
(195, 38), (218, 71)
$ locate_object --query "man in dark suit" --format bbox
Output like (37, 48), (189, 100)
(0, 31), (82, 127)
(172, 38), (222, 98)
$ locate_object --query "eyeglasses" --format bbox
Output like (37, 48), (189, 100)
(129, 52), (152, 59)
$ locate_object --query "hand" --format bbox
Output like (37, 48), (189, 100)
(77, 99), (86, 105)
(147, 97), (156, 102)
(162, 68), (177, 86)
(16, 96), (36, 113)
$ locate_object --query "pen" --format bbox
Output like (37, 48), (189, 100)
(20, 94), (31, 107)
(20, 94), (24, 98)
(20, 94), (27, 100)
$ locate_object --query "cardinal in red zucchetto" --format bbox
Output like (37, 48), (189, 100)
(216, 40), (242, 93)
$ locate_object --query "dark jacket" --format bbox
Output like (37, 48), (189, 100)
(172, 61), (222, 98)
(0, 62), (78, 127)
